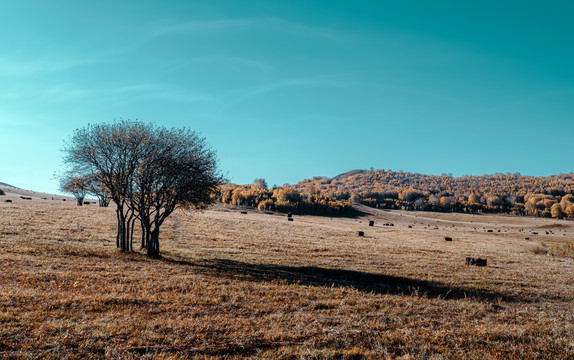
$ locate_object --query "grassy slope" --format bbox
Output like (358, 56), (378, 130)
(0, 199), (573, 359)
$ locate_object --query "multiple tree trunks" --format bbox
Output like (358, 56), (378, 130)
(466, 257), (487, 266)
(61, 120), (224, 258)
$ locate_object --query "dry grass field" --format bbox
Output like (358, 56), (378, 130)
(1, 191), (573, 359)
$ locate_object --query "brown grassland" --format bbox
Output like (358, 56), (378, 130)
(0, 192), (573, 359)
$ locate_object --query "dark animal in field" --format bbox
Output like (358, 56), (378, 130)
(369, 220), (374, 226)
(357, 231), (364, 237)
(445, 237), (453, 241)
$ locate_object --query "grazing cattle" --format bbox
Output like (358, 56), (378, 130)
(445, 237), (453, 241)
(357, 231), (364, 237)
(369, 220), (374, 226)
(408, 225), (412, 228)
(240, 211), (247, 214)
(287, 212), (292, 218)
(487, 230), (493, 233)
(288, 218), (293, 222)
(5, 200), (12, 203)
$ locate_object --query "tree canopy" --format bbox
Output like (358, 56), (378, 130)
(61, 120), (225, 258)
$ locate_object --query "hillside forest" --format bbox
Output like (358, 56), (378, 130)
(218, 170), (574, 219)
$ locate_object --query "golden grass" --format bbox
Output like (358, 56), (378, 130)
(0, 198), (573, 359)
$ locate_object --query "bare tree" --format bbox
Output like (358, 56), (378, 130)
(84, 173), (111, 207)
(129, 126), (224, 258)
(59, 175), (88, 206)
(61, 120), (225, 258)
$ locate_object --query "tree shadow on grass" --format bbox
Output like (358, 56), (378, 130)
(163, 257), (515, 302)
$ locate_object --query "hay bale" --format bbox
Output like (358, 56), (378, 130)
(466, 257), (487, 266)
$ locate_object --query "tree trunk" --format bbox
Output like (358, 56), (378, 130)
(116, 205), (129, 252)
(115, 209), (121, 248)
(147, 228), (160, 258)
(140, 220), (147, 249)
(129, 215), (136, 252)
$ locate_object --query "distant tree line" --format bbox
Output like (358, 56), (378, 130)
(218, 179), (355, 216)
(283, 170), (574, 219)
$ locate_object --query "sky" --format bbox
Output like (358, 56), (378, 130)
(1, 0), (573, 193)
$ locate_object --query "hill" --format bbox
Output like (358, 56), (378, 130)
(287, 169), (574, 219)
(0, 182), (74, 202)
(331, 169), (367, 181)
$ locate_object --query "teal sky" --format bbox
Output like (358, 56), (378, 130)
(1, 1), (573, 193)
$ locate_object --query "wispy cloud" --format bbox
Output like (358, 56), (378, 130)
(0, 113), (42, 127)
(183, 55), (274, 74)
(221, 76), (366, 109)
(149, 17), (345, 42)
(0, 82), (220, 108)
(0, 57), (96, 77)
